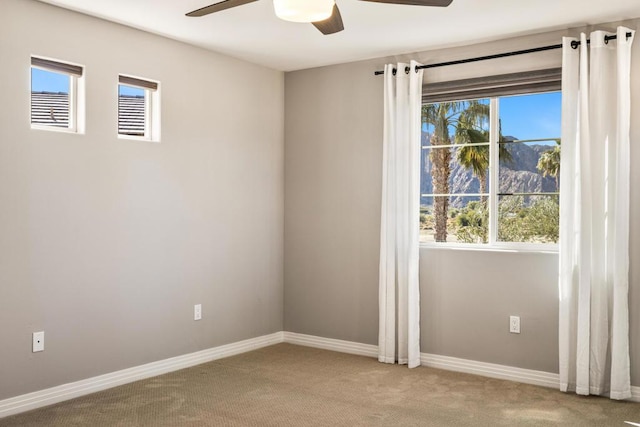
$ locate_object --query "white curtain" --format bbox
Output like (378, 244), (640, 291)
(559, 27), (635, 399)
(379, 61), (423, 368)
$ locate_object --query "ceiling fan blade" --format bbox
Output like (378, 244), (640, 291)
(186, 0), (258, 17)
(312, 4), (344, 35)
(359, 0), (452, 6)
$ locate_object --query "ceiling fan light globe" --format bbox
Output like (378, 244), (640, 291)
(273, 0), (335, 23)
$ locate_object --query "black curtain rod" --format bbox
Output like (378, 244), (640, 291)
(374, 32), (633, 76)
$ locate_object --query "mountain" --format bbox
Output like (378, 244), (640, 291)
(420, 133), (558, 208)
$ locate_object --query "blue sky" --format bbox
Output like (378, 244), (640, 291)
(118, 85), (144, 97)
(422, 91), (561, 144)
(500, 92), (561, 141)
(32, 68), (144, 96)
(31, 68), (68, 93)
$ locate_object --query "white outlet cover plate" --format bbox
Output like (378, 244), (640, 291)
(194, 304), (202, 321)
(33, 331), (44, 352)
(509, 316), (521, 334)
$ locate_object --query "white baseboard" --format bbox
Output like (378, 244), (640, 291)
(283, 332), (640, 402)
(282, 332), (559, 388)
(283, 332), (378, 358)
(0, 331), (284, 419)
(282, 332), (560, 389)
(420, 352), (559, 389)
(3, 331), (637, 419)
(285, 332), (640, 403)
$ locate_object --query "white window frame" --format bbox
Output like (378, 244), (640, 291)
(30, 56), (85, 134)
(420, 93), (560, 253)
(117, 75), (160, 142)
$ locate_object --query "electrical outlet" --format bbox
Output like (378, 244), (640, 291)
(194, 304), (202, 321)
(509, 316), (521, 334)
(33, 331), (44, 352)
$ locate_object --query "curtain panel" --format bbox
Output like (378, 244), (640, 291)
(379, 61), (423, 368)
(559, 26), (635, 399)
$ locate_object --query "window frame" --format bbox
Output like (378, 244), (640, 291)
(420, 93), (560, 252)
(117, 74), (160, 142)
(30, 56), (84, 134)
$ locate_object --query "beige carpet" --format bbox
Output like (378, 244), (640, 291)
(2, 343), (639, 426)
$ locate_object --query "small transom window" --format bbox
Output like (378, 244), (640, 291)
(30, 56), (84, 133)
(118, 75), (160, 141)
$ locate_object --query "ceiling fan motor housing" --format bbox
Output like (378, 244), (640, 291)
(273, 0), (336, 23)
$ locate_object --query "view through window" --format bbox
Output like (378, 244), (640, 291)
(31, 68), (70, 128)
(117, 75), (159, 141)
(118, 84), (146, 137)
(30, 57), (82, 131)
(420, 92), (561, 246)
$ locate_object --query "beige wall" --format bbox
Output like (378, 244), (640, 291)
(1, 0), (638, 403)
(0, 0), (284, 400)
(284, 21), (640, 382)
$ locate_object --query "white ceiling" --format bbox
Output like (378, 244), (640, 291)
(38, 0), (640, 71)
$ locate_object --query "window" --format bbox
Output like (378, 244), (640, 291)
(30, 57), (84, 132)
(420, 76), (561, 248)
(118, 75), (160, 141)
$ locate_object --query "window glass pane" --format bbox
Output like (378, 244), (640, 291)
(498, 92), (561, 194)
(421, 145), (491, 197)
(498, 194), (559, 243)
(499, 92), (561, 141)
(420, 99), (490, 227)
(420, 196), (489, 244)
(422, 98), (490, 148)
(499, 139), (560, 194)
(118, 84), (146, 136)
(31, 68), (70, 128)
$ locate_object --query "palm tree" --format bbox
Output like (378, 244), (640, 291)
(537, 140), (561, 190)
(454, 102), (490, 200)
(455, 115), (513, 202)
(422, 101), (514, 242)
(422, 102), (462, 242)
(422, 101), (490, 242)
(457, 137), (490, 199)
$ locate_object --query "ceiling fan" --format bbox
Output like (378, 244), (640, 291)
(186, 0), (453, 35)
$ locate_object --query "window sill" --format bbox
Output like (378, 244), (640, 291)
(31, 124), (80, 134)
(419, 242), (558, 254)
(117, 134), (159, 143)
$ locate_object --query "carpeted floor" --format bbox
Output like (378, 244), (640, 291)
(2, 343), (640, 426)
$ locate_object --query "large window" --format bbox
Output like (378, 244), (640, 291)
(30, 57), (84, 132)
(420, 91), (561, 248)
